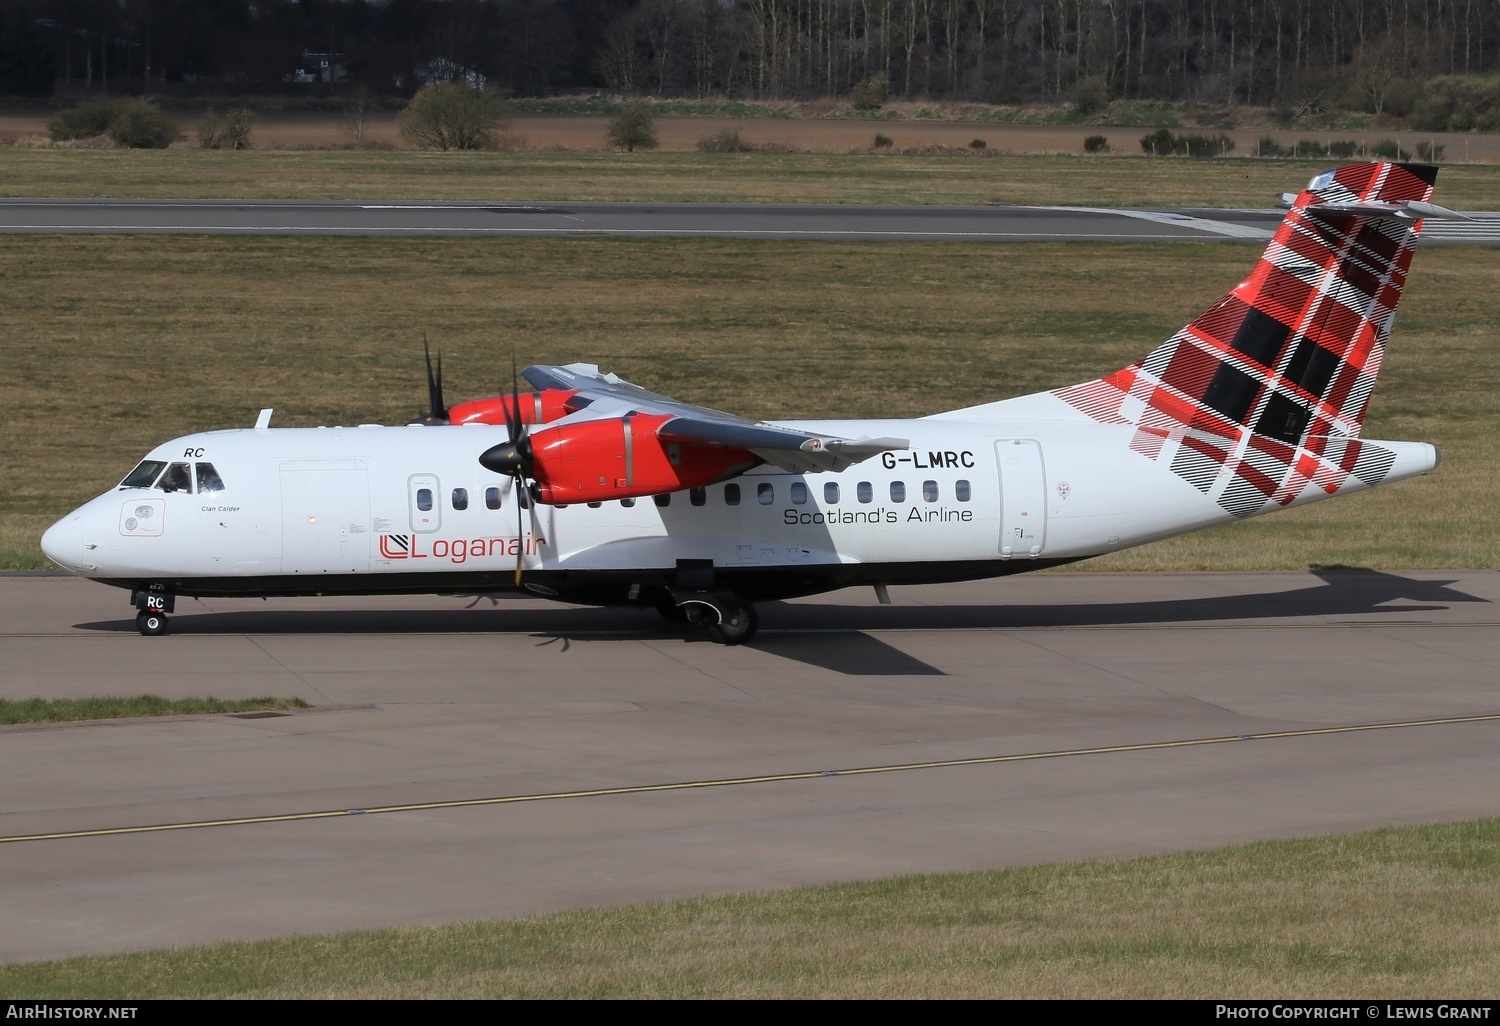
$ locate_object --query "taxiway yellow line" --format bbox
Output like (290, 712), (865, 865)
(5, 711), (1499, 844)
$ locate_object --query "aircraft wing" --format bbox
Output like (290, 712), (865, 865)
(522, 363), (907, 473)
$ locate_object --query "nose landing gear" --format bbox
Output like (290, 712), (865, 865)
(131, 587), (174, 637)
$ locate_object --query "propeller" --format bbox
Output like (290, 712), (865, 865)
(476, 352), (540, 585)
(411, 337), (449, 425)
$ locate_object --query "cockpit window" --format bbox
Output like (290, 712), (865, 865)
(120, 460), (166, 488)
(157, 463), (193, 493)
(196, 463), (225, 494)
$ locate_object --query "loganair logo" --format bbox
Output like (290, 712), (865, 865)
(379, 533), (545, 564)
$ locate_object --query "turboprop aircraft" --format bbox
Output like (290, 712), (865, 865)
(41, 162), (1459, 644)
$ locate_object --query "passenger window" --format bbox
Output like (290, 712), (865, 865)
(857, 481), (873, 503)
(452, 487), (468, 511)
(956, 479), (972, 502)
(587, 501), (602, 508)
(195, 463), (225, 494)
(923, 480), (939, 502)
(121, 460), (166, 488)
(518, 487), (531, 510)
(157, 463), (193, 494)
(621, 497), (636, 507)
(790, 482), (808, 505)
(824, 482), (840, 504)
(654, 493), (671, 507)
(690, 487), (706, 507)
(757, 483), (774, 505)
(724, 484), (740, 506)
(485, 486), (502, 510)
(890, 481), (906, 503)
(417, 488), (433, 511)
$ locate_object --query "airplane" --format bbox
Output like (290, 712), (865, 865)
(41, 162), (1461, 645)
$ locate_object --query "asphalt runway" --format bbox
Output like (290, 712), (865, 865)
(2, 568), (1498, 964)
(2, 198), (1497, 243)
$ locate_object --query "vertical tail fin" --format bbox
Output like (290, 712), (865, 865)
(1055, 162), (1443, 516)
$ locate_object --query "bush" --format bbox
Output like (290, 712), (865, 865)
(1139, 129), (1233, 157)
(850, 74), (888, 111)
(107, 99), (181, 149)
(695, 129), (754, 153)
(1412, 75), (1500, 132)
(399, 82), (508, 150)
(1257, 136), (1287, 157)
(1415, 140), (1446, 162)
(48, 100), (124, 141)
(196, 107), (256, 150)
(872, 132), (893, 148)
(1139, 128), (1175, 155)
(1068, 75), (1111, 116)
(1369, 139), (1413, 160)
(606, 103), (658, 152)
(1083, 134), (1109, 153)
(969, 138), (987, 150)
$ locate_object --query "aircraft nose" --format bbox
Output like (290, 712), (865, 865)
(40, 515), (82, 572)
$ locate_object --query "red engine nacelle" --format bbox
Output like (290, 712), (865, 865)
(528, 414), (758, 504)
(447, 389), (578, 427)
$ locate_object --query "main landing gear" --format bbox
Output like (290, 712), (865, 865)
(660, 561), (758, 646)
(681, 596), (758, 646)
(131, 587), (174, 636)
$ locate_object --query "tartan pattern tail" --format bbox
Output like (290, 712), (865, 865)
(1054, 162), (1437, 518)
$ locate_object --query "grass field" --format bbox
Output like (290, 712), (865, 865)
(0, 695), (308, 724)
(3, 817), (1497, 997)
(6, 235), (1498, 571)
(3, 148), (1500, 208)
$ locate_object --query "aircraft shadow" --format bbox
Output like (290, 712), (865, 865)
(71, 568), (1485, 678)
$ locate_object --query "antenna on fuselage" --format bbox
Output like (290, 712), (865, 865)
(254, 409), (273, 430)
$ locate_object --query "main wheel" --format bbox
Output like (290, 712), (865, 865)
(136, 611), (168, 636)
(703, 601), (758, 646)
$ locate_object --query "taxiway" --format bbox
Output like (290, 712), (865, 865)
(2, 569), (1498, 964)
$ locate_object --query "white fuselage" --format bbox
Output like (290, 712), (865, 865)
(41, 393), (1439, 605)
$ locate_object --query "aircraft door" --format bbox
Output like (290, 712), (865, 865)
(408, 473), (441, 533)
(994, 439), (1047, 558)
(280, 463), (371, 574)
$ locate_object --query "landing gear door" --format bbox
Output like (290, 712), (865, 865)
(994, 439), (1047, 558)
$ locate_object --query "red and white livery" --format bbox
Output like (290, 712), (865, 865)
(41, 163), (1456, 644)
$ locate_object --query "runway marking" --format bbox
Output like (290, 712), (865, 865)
(7, 620), (1499, 640)
(1048, 206), (1274, 240)
(4, 711), (1498, 845)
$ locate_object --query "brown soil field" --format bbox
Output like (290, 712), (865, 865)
(4, 107), (1500, 161)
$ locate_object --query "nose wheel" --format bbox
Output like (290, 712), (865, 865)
(136, 611), (168, 636)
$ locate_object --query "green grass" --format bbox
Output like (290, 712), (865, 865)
(3, 818), (1497, 996)
(6, 236), (1497, 571)
(2, 148), (1498, 207)
(0, 695), (309, 724)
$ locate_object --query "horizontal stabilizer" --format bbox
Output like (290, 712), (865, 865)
(1278, 194), (1471, 222)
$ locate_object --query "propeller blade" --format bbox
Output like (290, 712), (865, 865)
(414, 337), (449, 425)
(514, 475), (525, 587)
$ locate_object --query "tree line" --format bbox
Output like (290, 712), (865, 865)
(2, 0), (1498, 114)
